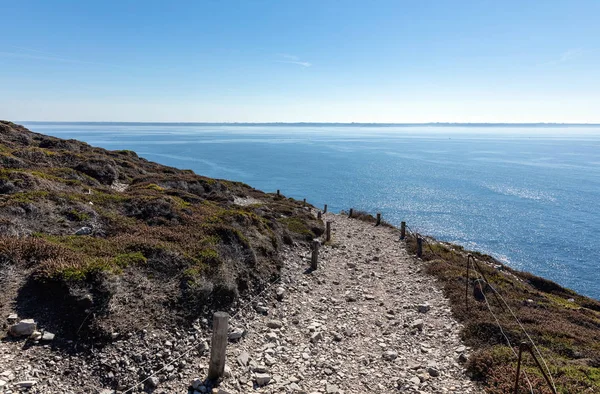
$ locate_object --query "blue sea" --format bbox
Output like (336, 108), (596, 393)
(22, 122), (600, 300)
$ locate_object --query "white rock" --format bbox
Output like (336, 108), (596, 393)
(41, 331), (55, 341)
(237, 351), (250, 367)
(266, 332), (278, 341)
(228, 327), (245, 340)
(75, 226), (92, 235)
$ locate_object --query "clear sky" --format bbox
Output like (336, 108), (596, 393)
(1, 0), (599, 123)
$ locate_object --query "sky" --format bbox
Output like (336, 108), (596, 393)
(1, 0), (599, 123)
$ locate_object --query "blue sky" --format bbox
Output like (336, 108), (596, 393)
(1, 0), (599, 122)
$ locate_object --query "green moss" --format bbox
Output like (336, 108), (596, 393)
(113, 252), (147, 268)
(6, 190), (50, 204)
(142, 183), (164, 191)
(36, 234), (118, 258)
(279, 217), (312, 237)
(169, 195), (191, 209)
(0, 144), (13, 154)
(66, 209), (91, 222)
(51, 257), (115, 282)
(86, 191), (129, 205)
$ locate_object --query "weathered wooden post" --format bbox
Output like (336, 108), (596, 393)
(349, 208), (353, 218)
(416, 236), (423, 258)
(326, 221), (332, 242)
(317, 211), (322, 219)
(311, 239), (320, 270)
(276, 189), (280, 196)
(376, 213), (381, 226)
(400, 221), (406, 240)
(207, 311), (229, 380)
(323, 204), (327, 213)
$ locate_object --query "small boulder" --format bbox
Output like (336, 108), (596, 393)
(254, 373), (271, 386)
(41, 331), (55, 341)
(410, 319), (424, 331)
(382, 350), (398, 361)
(275, 287), (285, 301)
(237, 352), (250, 367)
(9, 319), (37, 337)
(75, 226), (93, 235)
(147, 376), (159, 388)
(310, 332), (323, 343)
(326, 382), (339, 393)
(15, 380), (37, 388)
(228, 327), (245, 341)
(255, 305), (269, 315)
(427, 366), (440, 377)
(266, 320), (283, 329)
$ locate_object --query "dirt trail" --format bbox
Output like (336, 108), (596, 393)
(220, 212), (481, 393)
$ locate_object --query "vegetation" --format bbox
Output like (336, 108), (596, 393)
(405, 235), (600, 393)
(0, 121), (323, 339)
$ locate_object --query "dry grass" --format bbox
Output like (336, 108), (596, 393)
(405, 235), (600, 393)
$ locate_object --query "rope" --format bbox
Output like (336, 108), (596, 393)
(121, 275), (283, 393)
(484, 278), (557, 391)
(472, 265), (535, 394)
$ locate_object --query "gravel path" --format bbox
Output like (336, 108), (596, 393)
(0, 213), (482, 394)
(219, 213), (481, 393)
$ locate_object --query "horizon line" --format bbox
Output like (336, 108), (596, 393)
(14, 120), (600, 127)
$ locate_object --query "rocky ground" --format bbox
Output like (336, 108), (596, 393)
(0, 212), (481, 394)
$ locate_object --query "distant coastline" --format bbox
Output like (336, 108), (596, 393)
(18, 121), (600, 127)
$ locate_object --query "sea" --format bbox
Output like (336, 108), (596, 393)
(21, 122), (600, 300)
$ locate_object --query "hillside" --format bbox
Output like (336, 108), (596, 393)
(0, 121), (323, 341)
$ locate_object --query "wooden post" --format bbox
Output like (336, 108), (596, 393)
(349, 208), (353, 218)
(276, 189), (280, 196)
(326, 221), (332, 242)
(323, 204), (327, 213)
(376, 213), (381, 226)
(416, 236), (423, 258)
(317, 211), (322, 219)
(311, 239), (320, 270)
(207, 312), (229, 380)
(513, 343), (526, 394)
(400, 221), (406, 240)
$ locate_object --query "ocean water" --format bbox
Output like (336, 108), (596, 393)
(22, 122), (600, 300)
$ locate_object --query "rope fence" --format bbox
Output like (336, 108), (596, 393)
(122, 208), (557, 394)
(403, 218), (556, 394)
